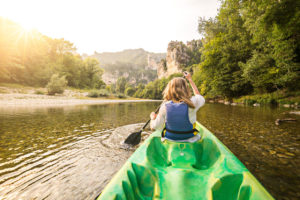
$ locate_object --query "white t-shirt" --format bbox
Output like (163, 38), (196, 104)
(150, 95), (205, 130)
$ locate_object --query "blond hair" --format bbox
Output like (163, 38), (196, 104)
(163, 77), (195, 108)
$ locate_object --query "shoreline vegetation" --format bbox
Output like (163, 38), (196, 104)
(208, 91), (300, 108)
(0, 83), (299, 109)
(0, 84), (160, 107)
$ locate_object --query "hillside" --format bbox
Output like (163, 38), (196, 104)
(88, 49), (166, 85)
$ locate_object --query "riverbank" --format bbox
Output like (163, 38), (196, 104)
(0, 84), (160, 107)
(206, 91), (300, 108)
(0, 94), (160, 107)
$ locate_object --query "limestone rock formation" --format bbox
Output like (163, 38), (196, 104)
(146, 54), (161, 70)
(157, 40), (202, 79)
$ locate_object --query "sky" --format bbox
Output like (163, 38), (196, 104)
(0, 0), (220, 54)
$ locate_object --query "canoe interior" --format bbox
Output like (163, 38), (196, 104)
(97, 122), (274, 200)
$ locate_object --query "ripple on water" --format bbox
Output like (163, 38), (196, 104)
(102, 123), (144, 149)
(0, 126), (143, 199)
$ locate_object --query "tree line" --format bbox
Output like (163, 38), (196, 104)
(0, 18), (105, 92)
(194, 0), (299, 99)
(134, 0), (299, 100)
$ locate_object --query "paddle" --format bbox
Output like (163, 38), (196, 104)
(124, 104), (161, 146)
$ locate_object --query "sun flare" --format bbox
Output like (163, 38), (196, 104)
(21, 21), (36, 32)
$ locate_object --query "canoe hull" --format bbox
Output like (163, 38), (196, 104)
(97, 122), (274, 200)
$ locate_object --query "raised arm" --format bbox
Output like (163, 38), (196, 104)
(183, 72), (200, 95)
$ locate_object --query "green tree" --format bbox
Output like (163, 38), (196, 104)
(133, 83), (145, 98)
(125, 86), (136, 96)
(116, 77), (127, 93)
(240, 0), (300, 92)
(195, 0), (254, 98)
(79, 57), (104, 88)
(47, 74), (68, 95)
(0, 17), (106, 90)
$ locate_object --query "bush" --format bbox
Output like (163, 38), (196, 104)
(47, 74), (67, 95)
(125, 87), (136, 96)
(34, 90), (45, 95)
(87, 90), (99, 98)
(98, 89), (109, 97)
(95, 80), (106, 89)
(115, 93), (126, 98)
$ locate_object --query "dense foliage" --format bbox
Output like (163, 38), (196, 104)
(0, 17), (104, 89)
(133, 73), (182, 99)
(129, 0), (299, 100)
(194, 0), (299, 99)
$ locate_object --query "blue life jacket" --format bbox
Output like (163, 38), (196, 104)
(163, 101), (197, 140)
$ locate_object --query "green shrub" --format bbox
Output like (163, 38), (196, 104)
(278, 99), (293, 105)
(87, 90), (99, 98)
(125, 87), (136, 96)
(47, 74), (68, 95)
(98, 89), (109, 97)
(115, 93), (126, 98)
(34, 90), (45, 95)
(243, 99), (256, 105)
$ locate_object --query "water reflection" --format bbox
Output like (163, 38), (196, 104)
(0, 102), (160, 200)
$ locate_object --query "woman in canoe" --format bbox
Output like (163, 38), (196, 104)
(150, 72), (205, 142)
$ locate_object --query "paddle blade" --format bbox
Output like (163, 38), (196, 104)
(124, 130), (142, 146)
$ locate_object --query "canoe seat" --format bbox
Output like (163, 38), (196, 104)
(146, 137), (171, 167)
(212, 174), (252, 200)
(145, 136), (221, 170)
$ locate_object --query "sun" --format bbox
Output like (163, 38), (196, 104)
(20, 20), (36, 32)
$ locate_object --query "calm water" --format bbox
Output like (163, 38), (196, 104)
(0, 102), (299, 200)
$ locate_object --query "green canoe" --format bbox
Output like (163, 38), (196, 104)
(97, 122), (274, 200)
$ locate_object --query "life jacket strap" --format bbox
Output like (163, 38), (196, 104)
(161, 125), (199, 138)
(164, 128), (198, 134)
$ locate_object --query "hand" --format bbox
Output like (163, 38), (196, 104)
(183, 71), (192, 80)
(150, 112), (157, 120)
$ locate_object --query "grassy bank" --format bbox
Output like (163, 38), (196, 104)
(0, 83), (138, 100)
(205, 90), (300, 108)
(232, 91), (300, 107)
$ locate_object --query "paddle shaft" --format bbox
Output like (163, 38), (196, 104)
(141, 104), (161, 130)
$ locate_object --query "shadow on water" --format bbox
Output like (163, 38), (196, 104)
(0, 102), (299, 199)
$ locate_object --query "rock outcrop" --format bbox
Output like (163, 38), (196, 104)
(157, 40), (202, 79)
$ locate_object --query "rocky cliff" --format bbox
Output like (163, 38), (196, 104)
(156, 40), (202, 79)
(89, 49), (165, 84)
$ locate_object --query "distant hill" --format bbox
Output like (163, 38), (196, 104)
(86, 49), (166, 85)
(92, 48), (165, 66)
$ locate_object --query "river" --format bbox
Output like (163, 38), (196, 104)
(0, 102), (299, 200)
